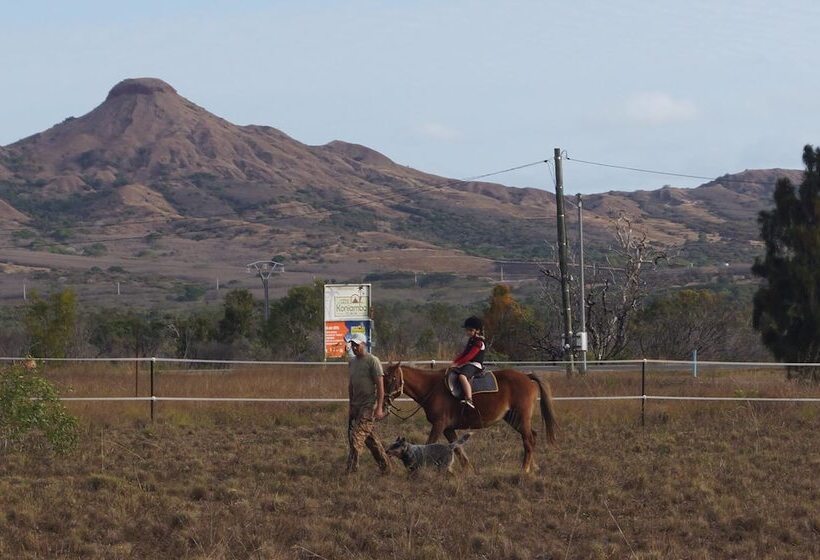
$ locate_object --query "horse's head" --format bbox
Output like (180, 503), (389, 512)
(383, 362), (404, 407)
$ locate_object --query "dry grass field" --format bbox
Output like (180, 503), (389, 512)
(0, 362), (818, 559)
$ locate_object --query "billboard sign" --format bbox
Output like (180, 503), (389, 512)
(324, 320), (372, 359)
(324, 284), (372, 359)
(324, 284), (370, 320)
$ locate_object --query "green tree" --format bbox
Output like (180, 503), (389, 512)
(166, 312), (219, 359)
(425, 302), (462, 359)
(752, 145), (820, 381)
(632, 289), (747, 360)
(0, 361), (79, 453)
(218, 289), (257, 343)
(24, 289), (77, 358)
(86, 309), (175, 358)
(262, 280), (324, 359)
(374, 301), (421, 360)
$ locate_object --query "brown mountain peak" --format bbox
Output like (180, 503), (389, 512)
(105, 78), (177, 101)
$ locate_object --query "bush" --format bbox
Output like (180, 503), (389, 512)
(82, 242), (108, 257)
(0, 361), (79, 453)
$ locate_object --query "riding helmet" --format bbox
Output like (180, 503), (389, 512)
(463, 316), (483, 330)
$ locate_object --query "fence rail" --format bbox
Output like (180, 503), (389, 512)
(3, 356), (818, 424)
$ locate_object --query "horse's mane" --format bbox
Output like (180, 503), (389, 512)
(387, 362), (446, 376)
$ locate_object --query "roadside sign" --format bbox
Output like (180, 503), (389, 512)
(324, 284), (371, 321)
(324, 320), (372, 359)
(324, 284), (372, 359)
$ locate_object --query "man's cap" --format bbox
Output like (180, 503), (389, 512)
(347, 332), (367, 346)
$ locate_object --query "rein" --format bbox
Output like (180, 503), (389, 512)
(387, 402), (425, 422)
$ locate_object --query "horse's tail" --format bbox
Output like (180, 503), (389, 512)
(527, 373), (558, 444)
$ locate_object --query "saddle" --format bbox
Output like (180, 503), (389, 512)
(445, 368), (499, 400)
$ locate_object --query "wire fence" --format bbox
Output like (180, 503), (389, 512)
(2, 356), (818, 424)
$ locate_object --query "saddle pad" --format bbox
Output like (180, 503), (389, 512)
(471, 371), (499, 394)
(446, 370), (499, 398)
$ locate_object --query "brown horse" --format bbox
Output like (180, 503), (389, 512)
(383, 363), (557, 473)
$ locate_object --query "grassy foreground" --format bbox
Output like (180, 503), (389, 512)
(0, 365), (818, 559)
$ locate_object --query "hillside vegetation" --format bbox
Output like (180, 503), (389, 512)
(0, 78), (804, 306)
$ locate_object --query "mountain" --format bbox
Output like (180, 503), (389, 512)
(583, 168), (802, 265)
(0, 78), (804, 304)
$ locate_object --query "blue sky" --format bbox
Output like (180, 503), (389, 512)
(2, 0), (818, 193)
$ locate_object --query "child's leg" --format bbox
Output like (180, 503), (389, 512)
(458, 373), (472, 401)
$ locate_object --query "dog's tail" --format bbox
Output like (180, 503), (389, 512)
(450, 432), (472, 449)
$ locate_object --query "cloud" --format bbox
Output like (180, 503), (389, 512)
(415, 122), (461, 141)
(623, 91), (698, 125)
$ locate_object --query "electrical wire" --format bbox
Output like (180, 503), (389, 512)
(565, 155), (794, 184)
(463, 159), (548, 181)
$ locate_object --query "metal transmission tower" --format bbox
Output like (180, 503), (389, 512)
(246, 260), (284, 321)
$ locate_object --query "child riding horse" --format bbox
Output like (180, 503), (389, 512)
(383, 363), (557, 473)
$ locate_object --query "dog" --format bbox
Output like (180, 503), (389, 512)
(386, 433), (472, 474)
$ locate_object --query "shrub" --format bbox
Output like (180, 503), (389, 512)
(0, 360), (79, 453)
(175, 284), (207, 302)
(82, 242), (108, 257)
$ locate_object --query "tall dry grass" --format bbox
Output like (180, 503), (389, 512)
(0, 361), (816, 558)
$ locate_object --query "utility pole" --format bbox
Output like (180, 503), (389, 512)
(554, 148), (574, 375)
(577, 193), (588, 374)
(247, 260), (284, 322)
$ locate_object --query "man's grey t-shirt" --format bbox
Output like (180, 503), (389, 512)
(348, 353), (383, 414)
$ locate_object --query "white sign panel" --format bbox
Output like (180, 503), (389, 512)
(324, 284), (371, 321)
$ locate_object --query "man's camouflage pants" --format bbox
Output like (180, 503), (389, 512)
(346, 409), (389, 473)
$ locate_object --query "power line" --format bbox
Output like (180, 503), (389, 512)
(463, 159), (548, 181)
(566, 156), (716, 181)
(565, 155), (798, 185)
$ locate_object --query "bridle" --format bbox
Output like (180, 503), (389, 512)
(384, 364), (431, 422)
(384, 363), (405, 407)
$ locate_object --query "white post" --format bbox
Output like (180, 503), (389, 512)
(692, 349), (698, 378)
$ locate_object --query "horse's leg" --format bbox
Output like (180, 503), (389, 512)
(427, 421), (446, 444)
(519, 410), (537, 473)
(444, 427), (472, 472)
(505, 405), (537, 473)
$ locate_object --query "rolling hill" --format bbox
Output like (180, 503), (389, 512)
(0, 78), (804, 305)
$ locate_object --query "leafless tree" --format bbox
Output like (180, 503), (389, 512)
(540, 214), (666, 361)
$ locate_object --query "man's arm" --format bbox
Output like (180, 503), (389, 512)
(374, 375), (386, 420)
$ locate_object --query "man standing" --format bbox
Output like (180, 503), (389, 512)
(346, 332), (390, 474)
